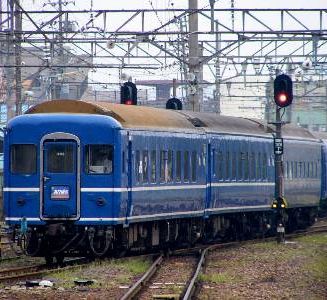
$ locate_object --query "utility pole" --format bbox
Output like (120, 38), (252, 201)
(14, 0), (22, 116)
(188, 0), (200, 112)
(215, 22), (221, 114)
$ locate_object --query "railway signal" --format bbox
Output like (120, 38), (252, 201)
(274, 74), (293, 108)
(121, 81), (137, 105)
(273, 74), (293, 243)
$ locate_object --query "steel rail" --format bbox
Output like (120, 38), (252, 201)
(120, 254), (164, 300)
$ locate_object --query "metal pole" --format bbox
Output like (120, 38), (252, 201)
(172, 78), (176, 97)
(215, 21), (221, 114)
(14, 0), (22, 116)
(275, 107), (285, 243)
(188, 0), (199, 112)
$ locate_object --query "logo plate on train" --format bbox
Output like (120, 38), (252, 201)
(51, 186), (70, 200)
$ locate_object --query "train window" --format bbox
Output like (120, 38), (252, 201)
(262, 153), (267, 179)
(232, 152), (236, 180)
(191, 151), (197, 182)
(315, 162), (318, 178)
(176, 151), (181, 182)
(85, 144), (113, 175)
(168, 150), (173, 183)
(216, 151), (223, 180)
(310, 162), (314, 178)
(256, 153), (261, 179)
(160, 150), (167, 183)
(135, 150), (140, 183)
(142, 150), (149, 183)
(244, 152), (249, 180)
(238, 152), (243, 180)
(225, 151), (230, 180)
(11, 144), (37, 174)
(250, 152), (255, 180)
(150, 150), (156, 183)
(47, 143), (74, 173)
(294, 161), (297, 178)
(184, 151), (190, 182)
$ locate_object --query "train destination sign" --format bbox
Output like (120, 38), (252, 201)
(274, 138), (283, 155)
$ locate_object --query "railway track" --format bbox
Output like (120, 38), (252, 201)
(0, 257), (87, 283)
(120, 221), (327, 300)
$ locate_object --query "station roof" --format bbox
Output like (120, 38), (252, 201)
(25, 99), (317, 140)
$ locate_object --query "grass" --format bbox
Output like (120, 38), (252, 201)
(50, 257), (151, 289)
(309, 255), (327, 279)
(296, 233), (327, 245)
(116, 258), (151, 275)
(199, 272), (234, 284)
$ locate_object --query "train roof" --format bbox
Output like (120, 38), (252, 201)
(25, 99), (317, 140)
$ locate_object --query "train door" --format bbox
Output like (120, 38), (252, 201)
(40, 133), (80, 220)
(205, 142), (212, 216)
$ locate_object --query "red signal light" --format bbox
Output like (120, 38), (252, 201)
(278, 93), (287, 103)
(125, 99), (132, 105)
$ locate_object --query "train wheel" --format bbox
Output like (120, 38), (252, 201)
(55, 255), (64, 267)
(45, 255), (54, 266)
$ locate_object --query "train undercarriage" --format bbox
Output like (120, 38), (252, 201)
(11, 207), (317, 265)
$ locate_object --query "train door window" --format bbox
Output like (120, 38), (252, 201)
(285, 161), (289, 179)
(160, 150), (167, 183)
(168, 150), (173, 183)
(47, 144), (74, 173)
(150, 150), (156, 183)
(307, 162), (310, 178)
(122, 151), (125, 173)
(250, 152), (255, 180)
(135, 150), (141, 183)
(238, 152), (243, 180)
(85, 144), (113, 174)
(262, 153), (267, 179)
(142, 150), (149, 183)
(11, 144), (37, 174)
(212, 149), (216, 178)
(184, 151), (189, 182)
(191, 151), (197, 182)
(232, 151), (236, 180)
(216, 151), (223, 180)
(244, 152), (249, 180)
(176, 151), (181, 182)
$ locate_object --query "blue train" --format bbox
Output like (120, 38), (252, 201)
(3, 100), (325, 262)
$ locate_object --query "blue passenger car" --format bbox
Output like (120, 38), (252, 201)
(3, 100), (321, 260)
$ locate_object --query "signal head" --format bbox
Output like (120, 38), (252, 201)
(274, 74), (293, 108)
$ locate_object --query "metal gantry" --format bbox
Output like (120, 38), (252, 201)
(0, 0), (326, 121)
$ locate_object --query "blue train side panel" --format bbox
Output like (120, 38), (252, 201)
(320, 139), (327, 200)
(208, 134), (274, 215)
(283, 139), (321, 208)
(119, 129), (207, 223)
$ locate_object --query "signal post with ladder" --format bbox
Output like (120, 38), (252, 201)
(271, 74), (293, 243)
